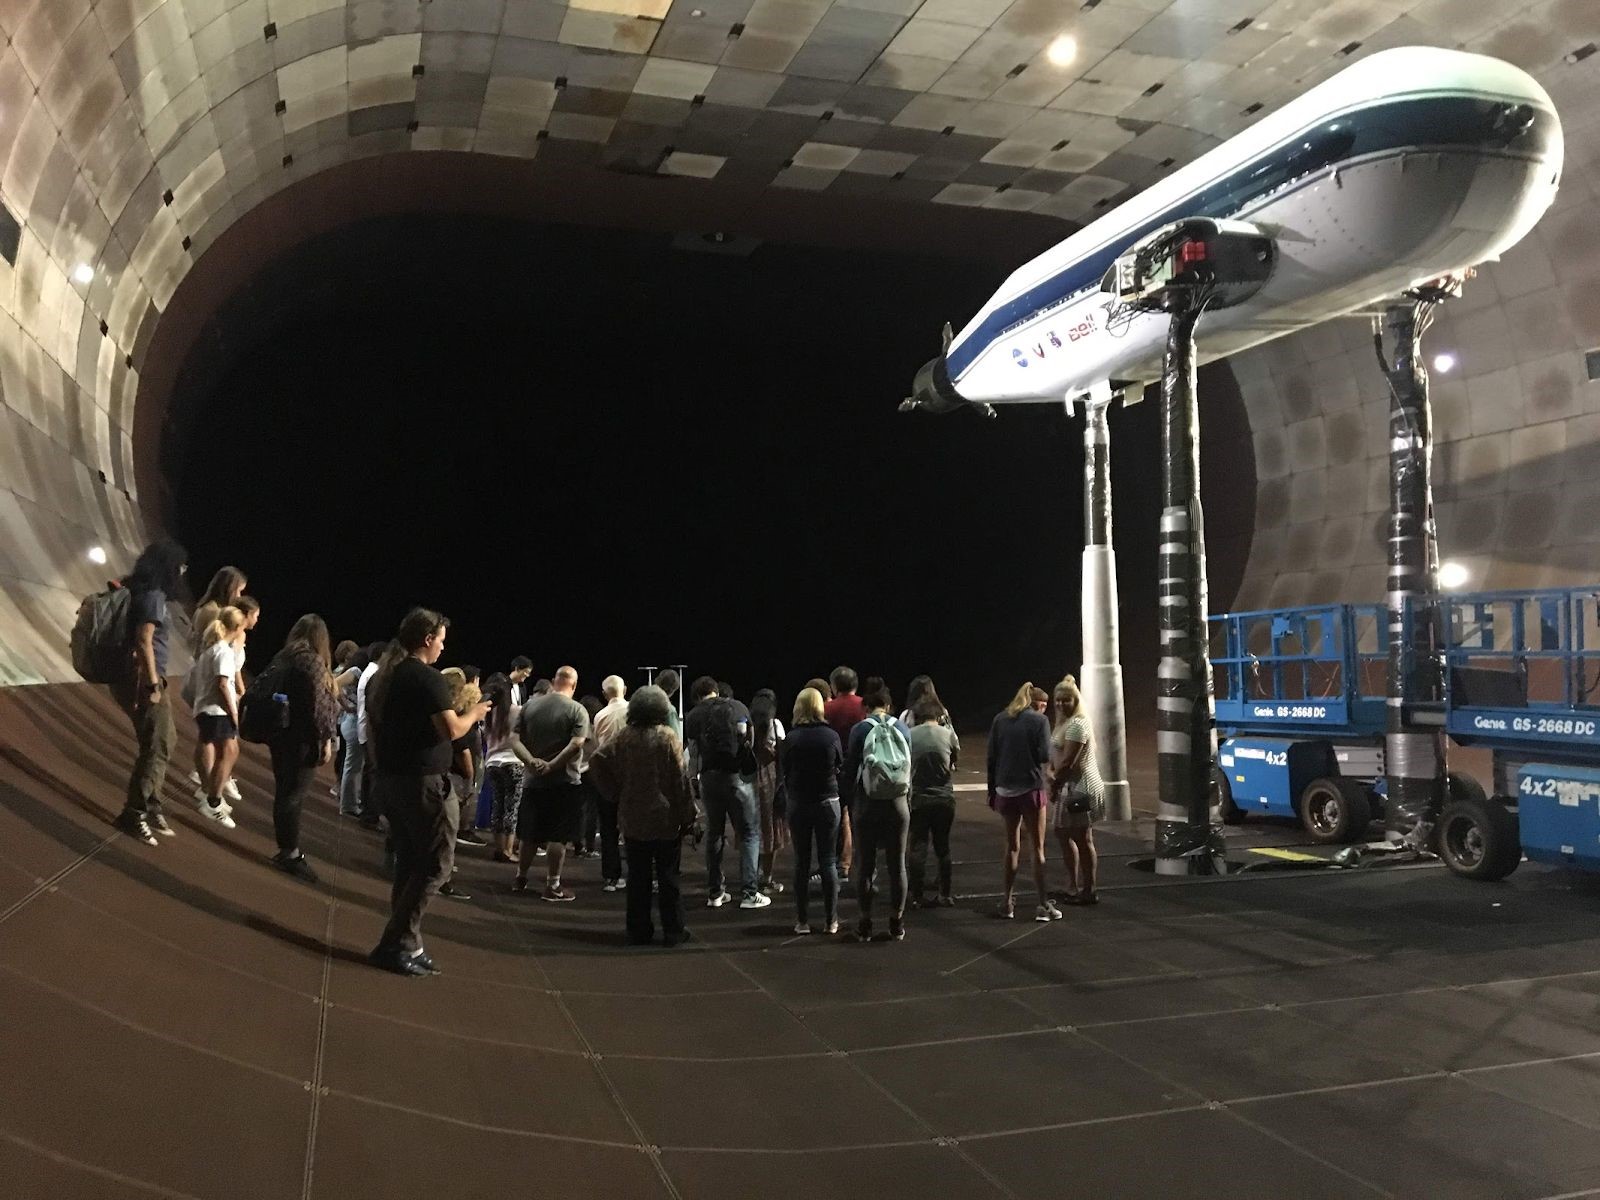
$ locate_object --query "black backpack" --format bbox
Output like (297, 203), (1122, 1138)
(239, 661), (291, 743)
(70, 583), (133, 684)
(697, 698), (743, 769)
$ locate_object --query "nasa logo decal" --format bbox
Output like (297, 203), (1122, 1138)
(1011, 348), (1029, 367)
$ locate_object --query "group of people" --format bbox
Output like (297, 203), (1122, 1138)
(105, 539), (1107, 977)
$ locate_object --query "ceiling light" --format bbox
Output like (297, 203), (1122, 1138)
(87, 546), (107, 565)
(1433, 352), (1456, 373)
(1046, 35), (1077, 68)
(1437, 560), (1470, 590)
(72, 263), (94, 284)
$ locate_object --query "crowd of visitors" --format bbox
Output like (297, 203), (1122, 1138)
(96, 538), (1108, 977)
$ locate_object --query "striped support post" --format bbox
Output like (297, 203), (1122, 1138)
(1081, 394), (1132, 822)
(1378, 302), (1446, 845)
(1154, 307), (1225, 876)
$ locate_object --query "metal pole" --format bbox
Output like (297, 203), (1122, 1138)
(1376, 301), (1446, 846)
(1154, 306), (1225, 876)
(1080, 393), (1132, 821)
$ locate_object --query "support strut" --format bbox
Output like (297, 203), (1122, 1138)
(1154, 308), (1226, 876)
(1376, 301), (1446, 846)
(1080, 393), (1132, 822)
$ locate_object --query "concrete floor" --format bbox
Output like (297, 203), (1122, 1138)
(4, 684), (1600, 1199)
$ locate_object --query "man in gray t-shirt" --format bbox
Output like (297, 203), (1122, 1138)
(515, 666), (590, 901)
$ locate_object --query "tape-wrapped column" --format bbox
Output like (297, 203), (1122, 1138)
(1378, 301), (1446, 844)
(1080, 395), (1132, 821)
(1155, 307), (1226, 875)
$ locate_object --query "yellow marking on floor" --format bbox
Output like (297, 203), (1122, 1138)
(1247, 847), (1327, 863)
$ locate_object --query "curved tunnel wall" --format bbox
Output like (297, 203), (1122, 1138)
(0, 1), (1596, 683)
(1230, 6), (1600, 610)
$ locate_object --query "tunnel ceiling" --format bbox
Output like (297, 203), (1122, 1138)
(0, 0), (1598, 684)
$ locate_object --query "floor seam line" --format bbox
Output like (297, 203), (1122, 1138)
(0, 831), (117, 925)
(708, 941), (1020, 1199)
(299, 814), (343, 1200)
(493, 902), (686, 1199)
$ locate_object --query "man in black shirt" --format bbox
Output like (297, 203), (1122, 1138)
(684, 676), (768, 910)
(368, 608), (490, 977)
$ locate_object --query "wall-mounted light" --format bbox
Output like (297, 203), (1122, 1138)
(1437, 560), (1470, 590)
(1433, 352), (1456, 373)
(72, 263), (94, 285)
(87, 546), (107, 565)
(1047, 35), (1077, 67)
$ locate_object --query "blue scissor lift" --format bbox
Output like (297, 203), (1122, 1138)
(1210, 603), (1392, 843)
(1424, 586), (1600, 880)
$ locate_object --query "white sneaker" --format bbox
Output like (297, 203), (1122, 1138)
(1035, 901), (1064, 922)
(196, 797), (237, 830)
(706, 889), (731, 908)
(222, 779), (241, 802)
(188, 770), (201, 785)
(793, 922), (812, 935)
(739, 892), (772, 910)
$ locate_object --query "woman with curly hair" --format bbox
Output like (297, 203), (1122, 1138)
(590, 685), (696, 947)
(263, 614), (340, 882)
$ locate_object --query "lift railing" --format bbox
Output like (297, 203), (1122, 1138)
(1431, 586), (1600, 750)
(1210, 603), (1388, 734)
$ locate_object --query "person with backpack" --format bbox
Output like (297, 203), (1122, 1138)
(107, 539), (188, 845)
(842, 679), (912, 941)
(188, 605), (247, 829)
(683, 676), (769, 910)
(907, 689), (960, 908)
(780, 687), (843, 935)
(750, 687), (787, 895)
(256, 615), (340, 882)
(988, 682), (1062, 923)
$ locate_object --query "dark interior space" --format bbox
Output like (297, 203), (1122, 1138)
(166, 213), (1252, 724)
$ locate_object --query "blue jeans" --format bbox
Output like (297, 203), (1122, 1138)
(338, 713), (363, 816)
(789, 799), (841, 927)
(701, 769), (760, 900)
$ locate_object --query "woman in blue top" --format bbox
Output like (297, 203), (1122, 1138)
(987, 682), (1061, 922)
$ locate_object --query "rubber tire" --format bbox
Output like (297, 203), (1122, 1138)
(1300, 776), (1373, 844)
(1437, 795), (1522, 881)
(1214, 767), (1244, 825)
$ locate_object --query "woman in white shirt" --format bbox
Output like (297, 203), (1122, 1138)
(189, 607), (246, 829)
(482, 675), (545, 863)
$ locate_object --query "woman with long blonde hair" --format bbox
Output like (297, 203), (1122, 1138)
(1049, 676), (1105, 904)
(987, 681), (1060, 921)
(188, 605), (247, 828)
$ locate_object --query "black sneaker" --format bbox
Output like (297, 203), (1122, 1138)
(273, 852), (320, 883)
(117, 810), (159, 846)
(455, 831), (485, 847)
(889, 919), (906, 942)
(662, 929), (692, 947)
(147, 812), (176, 838)
(439, 882), (471, 901)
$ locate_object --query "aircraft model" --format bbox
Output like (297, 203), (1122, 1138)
(905, 46), (1563, 414)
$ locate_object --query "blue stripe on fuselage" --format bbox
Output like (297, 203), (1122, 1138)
(946, 93), (1558, 380)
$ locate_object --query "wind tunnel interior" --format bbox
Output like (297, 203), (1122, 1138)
(146, 153), (1259, 724)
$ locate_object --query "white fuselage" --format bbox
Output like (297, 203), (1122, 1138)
(943, 47), (1563, 405)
